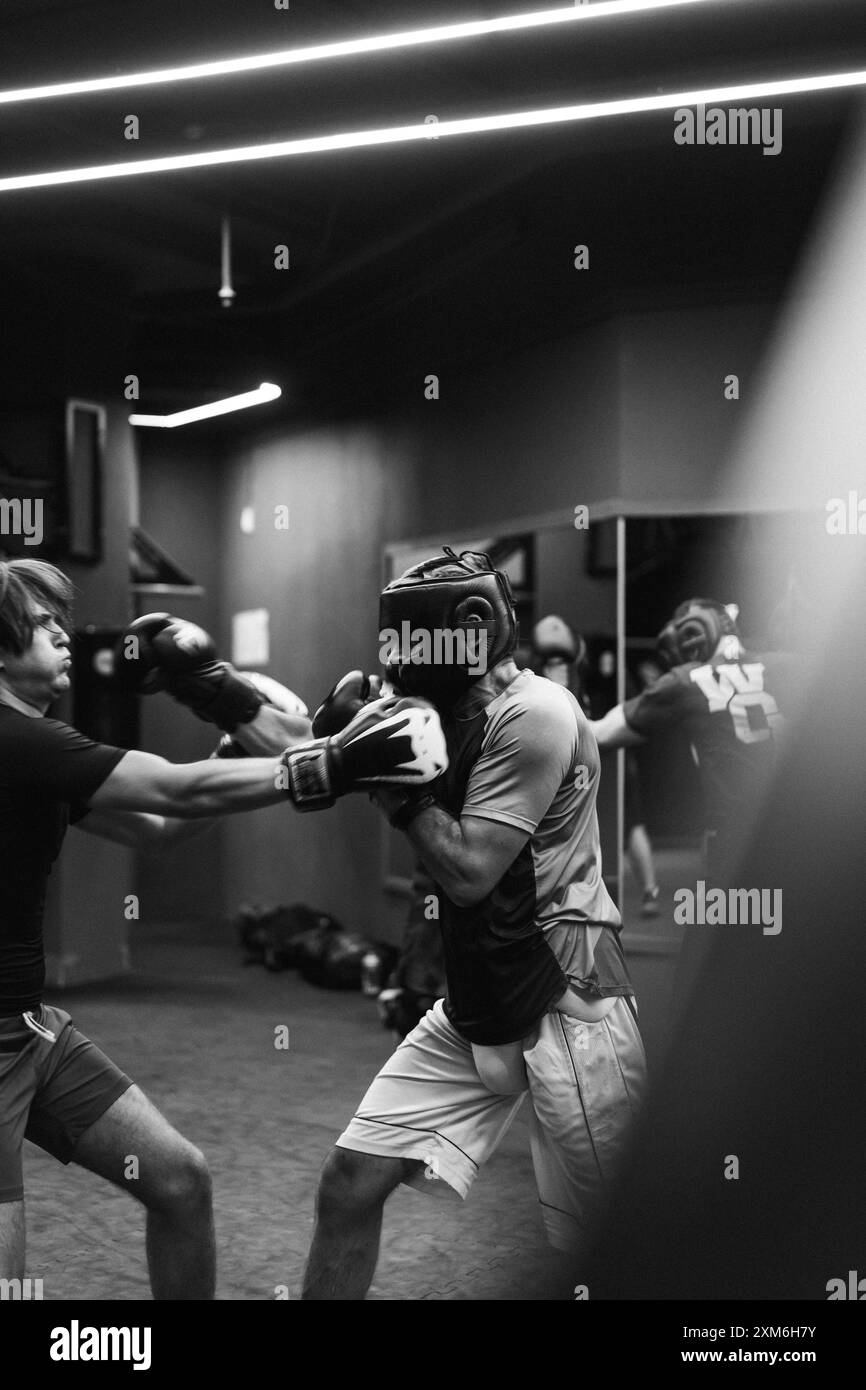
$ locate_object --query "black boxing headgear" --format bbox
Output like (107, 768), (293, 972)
(379, 547), (517, 708)
(656, 598), (739, 669)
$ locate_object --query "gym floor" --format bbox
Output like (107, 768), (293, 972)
(25, 849), (695, 1301)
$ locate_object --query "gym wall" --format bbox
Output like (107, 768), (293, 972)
(137, 438), (225, 923)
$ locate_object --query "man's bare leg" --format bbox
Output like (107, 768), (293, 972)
(0, 1200), (25, 1281)
(302, 1148), (418, 1300)
(627, 823), (658, 897)
(71, 1084), (215, 1300)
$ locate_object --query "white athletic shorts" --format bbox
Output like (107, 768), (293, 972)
(336, 996), (647, 1252)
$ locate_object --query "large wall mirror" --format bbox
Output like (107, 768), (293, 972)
(622, 506), (813, 944)
(382, 505), (814, 941)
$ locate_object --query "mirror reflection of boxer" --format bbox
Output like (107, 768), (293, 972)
(301, 550), (647, 1300)
(589, 599), (792, 884)
(589, 599), (797, 1002)
(0, 560), (445, 1298)
(530, 614), (589, 707)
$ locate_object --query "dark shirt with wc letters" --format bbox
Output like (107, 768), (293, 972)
(622, 650), (796, 880)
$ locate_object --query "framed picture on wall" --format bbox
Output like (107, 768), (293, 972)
(65, 399), (105, 563)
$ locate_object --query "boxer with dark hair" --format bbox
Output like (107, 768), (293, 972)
(0, 559), (446, 1299)
(301, 549), (646, 1299)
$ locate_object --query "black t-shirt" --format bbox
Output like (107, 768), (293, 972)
(0, 705), (126, 1015)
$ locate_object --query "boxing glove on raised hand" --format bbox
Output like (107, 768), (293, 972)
(116, 614), (265, 732)
(115, 613), (177, 695)
(312, 670), (385, 737)
(281, 695), (447, 811)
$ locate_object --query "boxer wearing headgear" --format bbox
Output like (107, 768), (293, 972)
(301, 548), (647, 1298)
(378, 547), (518, 712)
(530, 614), (590, 712)
(655, 598), (741, 670)
(0, 561), (446, 1298)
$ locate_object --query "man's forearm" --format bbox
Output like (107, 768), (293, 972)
(590, 705), (646, 751)
(374, 791), (479, 906)
(160, 757), (288, 817)
(152, 815), (220, 848)
(91, 751), (292, 818)
(231, 704), (313, 756)
(406, 806), (477, 905)
(81, 808), (220, 850)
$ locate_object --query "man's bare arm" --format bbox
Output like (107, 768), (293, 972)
(590, 704), (646, 751)
(375, 792), (529, 907)
(230, 705), (312, 756)
(74, 807), (218, 852)
(77, 711), (315, 844)
(88, 749), (288, 818)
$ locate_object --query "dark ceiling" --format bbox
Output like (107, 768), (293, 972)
(1, 0), (864, 423)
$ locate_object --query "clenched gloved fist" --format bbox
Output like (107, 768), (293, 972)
(115, 614), (265, 732)
(312, 670), (385, 737)
(282, 695), (447, 811)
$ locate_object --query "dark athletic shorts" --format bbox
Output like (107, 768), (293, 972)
(0, 1004), (132, 1203)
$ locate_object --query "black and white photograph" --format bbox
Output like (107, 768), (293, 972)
(1, 0), (865, 1357)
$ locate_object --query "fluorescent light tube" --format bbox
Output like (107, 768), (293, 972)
(129, 382), (281, 427)
(0, 3), (711, 105)
(3, 70), (865, 193)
